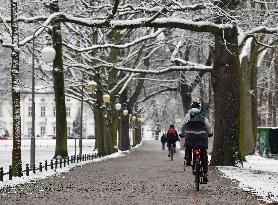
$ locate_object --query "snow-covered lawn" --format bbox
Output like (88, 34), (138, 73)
(0, 139), (95, 173)
(0, 139), (141, 189)
(218, 154), (278, 203)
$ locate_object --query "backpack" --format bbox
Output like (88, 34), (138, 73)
(189, 110), (205, 123)
(167, 127), (178, 142)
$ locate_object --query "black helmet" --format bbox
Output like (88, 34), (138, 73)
(191, 101), (201, 109)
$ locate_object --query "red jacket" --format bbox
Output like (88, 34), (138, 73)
(166, 127), (178, 144)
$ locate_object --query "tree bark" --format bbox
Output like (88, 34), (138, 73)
(10, 0), (22, 175)
(273, 51), (278, 126)
(49, 1), (68, 158)
(93, 72), (105, 154)
(119, 89), (130, 150)
(239, 38), (258, 156)
(211, 28), (242, 166)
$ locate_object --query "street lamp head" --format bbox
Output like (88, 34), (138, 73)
(132, 116), (137, 121)
(87, 81), (97, 91)
(115, 103), (122, 111)
(41, 46), (56, 63)
(102, 94), (110, 103)
(123, 109), (128, 116)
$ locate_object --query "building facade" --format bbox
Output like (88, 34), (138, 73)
(0, 92), (95, 138)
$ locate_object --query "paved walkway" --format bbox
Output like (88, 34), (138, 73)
(0, 140), (260, 205)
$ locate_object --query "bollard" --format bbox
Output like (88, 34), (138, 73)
(0, 167), (3, 182)
(77, 155), (79, 163)
(70, 156), (73, 164)
(26, 164), (29, 176)
(51, 160), (54, 169)
(74, 155), (76, 163)
(45, 160), (48, 171)
(82, 154), (84, 161)
(63, 158), (66, 167)
(55, 159), (58, 169)
(95, 153), (97, 158)
(9, 165), (12, 180)
(67, 157), (70, 165)
(32, 164), (36, 174)
(39, 162), (42, 172)
(59, 158), (62, 168)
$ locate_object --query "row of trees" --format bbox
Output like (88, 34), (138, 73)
(0, 0), (278, 174)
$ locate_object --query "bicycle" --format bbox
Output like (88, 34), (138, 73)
(192, 146), (207, 191)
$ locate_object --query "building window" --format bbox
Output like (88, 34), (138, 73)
(40, 126), (45, 137)
(28, 107), (32, 117)
(28, 98), (32, 102)
(28, 127), (32, 136)
(66, 98), (71, 102)
(67, 127), (71, 135)
(53, 107), (56, 117)
(41, 106), (45, 117)
(41, 98), (45, 102)
(66, 107), (71, 117)
(53, 126), (56, 135)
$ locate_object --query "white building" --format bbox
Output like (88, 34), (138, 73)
(0, 92), (95, 138)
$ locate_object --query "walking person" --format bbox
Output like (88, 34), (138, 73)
(160, 133), (167, 150)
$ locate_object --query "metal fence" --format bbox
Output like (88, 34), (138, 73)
(0, 152), (105, 182)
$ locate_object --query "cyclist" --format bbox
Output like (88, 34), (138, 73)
(180, 102), (213, 182)
(166, 125), (179, 157)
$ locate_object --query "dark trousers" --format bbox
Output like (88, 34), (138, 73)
(185, 146), (208, 174)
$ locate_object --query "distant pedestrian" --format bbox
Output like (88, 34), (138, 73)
(160, 133), (167, 150)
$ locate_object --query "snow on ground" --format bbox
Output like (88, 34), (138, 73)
(0, 139), (95, 173)
(218, 154), (278, 203)
(0, 139), (142, 189)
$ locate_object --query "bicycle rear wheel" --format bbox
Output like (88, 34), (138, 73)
(170, 144), (174, 161)
(195, 174), (199, 191)
(194, 166), (200, 191)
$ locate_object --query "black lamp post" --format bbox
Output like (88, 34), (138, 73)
(31, 26), (56, 166)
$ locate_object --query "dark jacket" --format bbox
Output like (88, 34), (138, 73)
(184, 121), (208, 149)
(161, 134), (167, 143)
(181, 108), (212, 149)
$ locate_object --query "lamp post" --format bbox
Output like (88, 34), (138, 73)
(31, 26), (56, 166)
(115, 101), (122, 149)
(79, 72), (84, 158)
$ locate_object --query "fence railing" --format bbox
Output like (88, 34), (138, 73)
(0, 152), (105, 182)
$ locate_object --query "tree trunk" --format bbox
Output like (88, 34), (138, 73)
(239, 38), (258, 156)
(119, 89), (130, 150)
(93, 73), (105, 153)
(273, 51), (278, 126)
(10, 0), (22, 175)
(211, 28), (242, 166)
(180, 84), (192, 116)
(50, 1), (68, 158)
